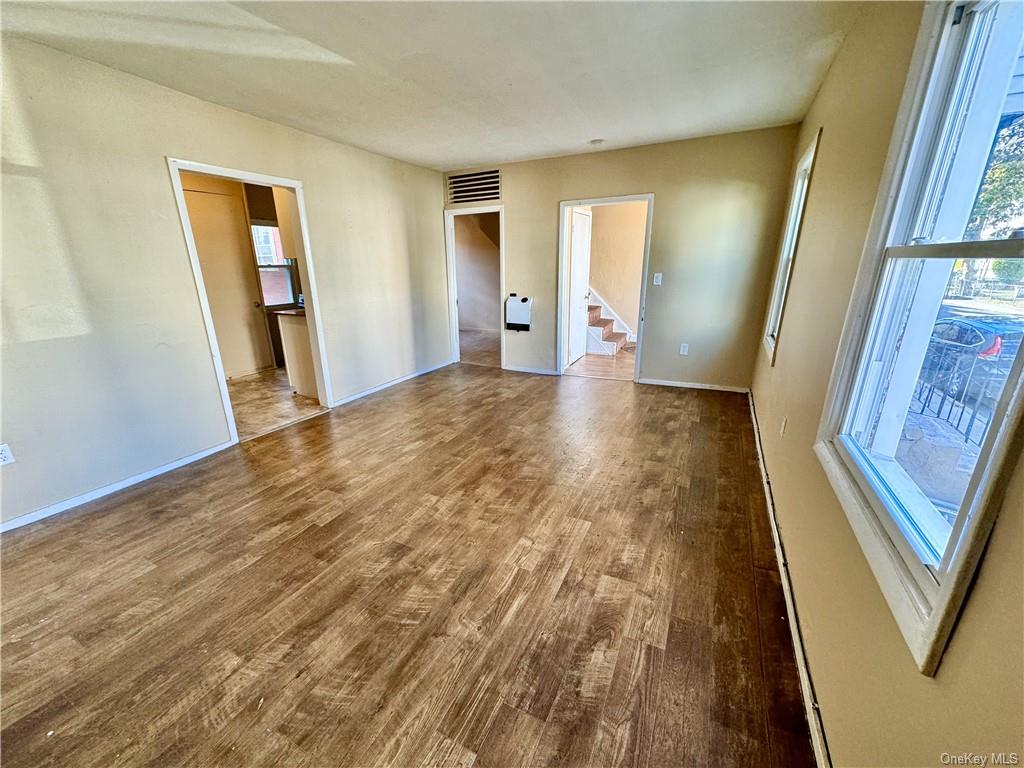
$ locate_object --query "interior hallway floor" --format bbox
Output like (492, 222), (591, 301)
(564, 344), (637, 381)
(226, 367), (326, 441)
(1, 364), (813, 768)
(459, 329), (501, 368)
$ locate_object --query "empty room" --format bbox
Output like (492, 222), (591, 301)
(2, 3), (1022, 768)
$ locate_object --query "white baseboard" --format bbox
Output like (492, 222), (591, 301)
(331, 359), (455, 407)
(503, 365), (559, 376)
(747, 393), (831, 768)
(637, 377), (750, 394)
(0, 440), (235, 533)
(2, 360), (460, 535)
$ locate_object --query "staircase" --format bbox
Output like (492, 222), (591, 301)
(587, 304), (627, 355)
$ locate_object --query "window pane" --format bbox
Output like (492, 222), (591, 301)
(258, 267), (294, 306)
(844, 254), (1024, 562)
(911, 9), (1022, 245)
(966, 110), (1024, 241)
(251, 225), (287, 265)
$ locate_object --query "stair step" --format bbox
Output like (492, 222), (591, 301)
(590, 317), (615, 338)
(587, 305), (602, 323)
(607, 332), (627, 351)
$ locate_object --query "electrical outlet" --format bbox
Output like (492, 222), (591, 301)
(0, 444), (14, 466)
(679, 343), (689, 356)
(653, 272), (663, 286)
(779, 417), (788, 437)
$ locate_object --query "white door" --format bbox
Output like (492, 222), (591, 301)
(568, 208), (592, 365)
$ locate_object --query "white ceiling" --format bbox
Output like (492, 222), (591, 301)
(2, 2), (864, 171)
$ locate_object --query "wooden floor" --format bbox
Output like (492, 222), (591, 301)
(564, 346), (636, 381)
(1, 364), (812, 768)
(227, 367), (325, 441)
(459, 329), (501, 368)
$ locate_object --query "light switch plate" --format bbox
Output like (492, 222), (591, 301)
(653, 273), (663, 286)
(0, 444), (14, 466)
(679, 343), (689, 356)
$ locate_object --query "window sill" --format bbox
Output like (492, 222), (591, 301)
(839, 440), (952, 567)
(814, 438), (939, 673)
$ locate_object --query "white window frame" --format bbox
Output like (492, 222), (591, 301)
(815, 0), (1024, 675)
(763, 129), (822, 365)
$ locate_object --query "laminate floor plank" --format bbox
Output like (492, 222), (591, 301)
(1, 364), (813, 768)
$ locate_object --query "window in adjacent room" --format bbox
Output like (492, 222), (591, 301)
(763, 129), (821, 364)
(251, 224), (299, 308)
(818, 0), (1023, 673)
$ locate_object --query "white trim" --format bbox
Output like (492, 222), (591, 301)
(167, 157), (335, 418)
(331, 359), (455, 407)
(0, 441), (233, 533)
(813, 1), (1024, 674)
(588, 285), (636, 341)
(762, 128), (822, 366)
(748, 396), (831, 768)
(637, 378), (749, 394)
(166, 159), (240, 445)
(886, 237), (1024, 261)
(443, 205), (506, 369)
(503, 365), (560, 376)
(292, 184), (335, 406)
(556, 194), (655, 380)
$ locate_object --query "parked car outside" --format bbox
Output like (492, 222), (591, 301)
(920, 305), (1024, 404)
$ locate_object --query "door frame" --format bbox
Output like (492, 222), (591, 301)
(443, 205), (506, 369)
(167, 157), (334, 446)
(556, 193), (655, 381)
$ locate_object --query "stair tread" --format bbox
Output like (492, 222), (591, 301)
(607, 331), (627, 342)
(587, 305), (601, 312)
(591, 317), (614, 328)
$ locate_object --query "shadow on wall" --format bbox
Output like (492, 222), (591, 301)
(1, 44), (230, 521)
(2, 58), (90, 346)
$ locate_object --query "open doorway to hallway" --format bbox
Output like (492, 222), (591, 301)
(559, 196), (652, 381)
(445, 207), (504, 368)
(171, 162), (332, 442)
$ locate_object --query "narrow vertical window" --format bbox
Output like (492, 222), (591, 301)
(764, 129), (821, 364)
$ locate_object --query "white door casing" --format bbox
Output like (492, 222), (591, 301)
(568, 207), (592, 365)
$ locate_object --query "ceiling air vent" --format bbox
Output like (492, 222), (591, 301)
(446, 169), (501, 205)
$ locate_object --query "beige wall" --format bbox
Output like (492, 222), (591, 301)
(589, 201), (647, 332)
(454, 213), (501, 332)
(750, 3), (1024, 764)
(1, 37), (449, 523)
(180, 172), (274, 379)
(451, 124), (797, 384)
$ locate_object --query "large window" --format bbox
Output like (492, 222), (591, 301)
(763, 129), (820, 363)
(818, 1), (1024, 673)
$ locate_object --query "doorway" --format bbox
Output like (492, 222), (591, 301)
(558, 195), (654, 381)
(168, 159), (332, 443)
(444, 206), (505, 369)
